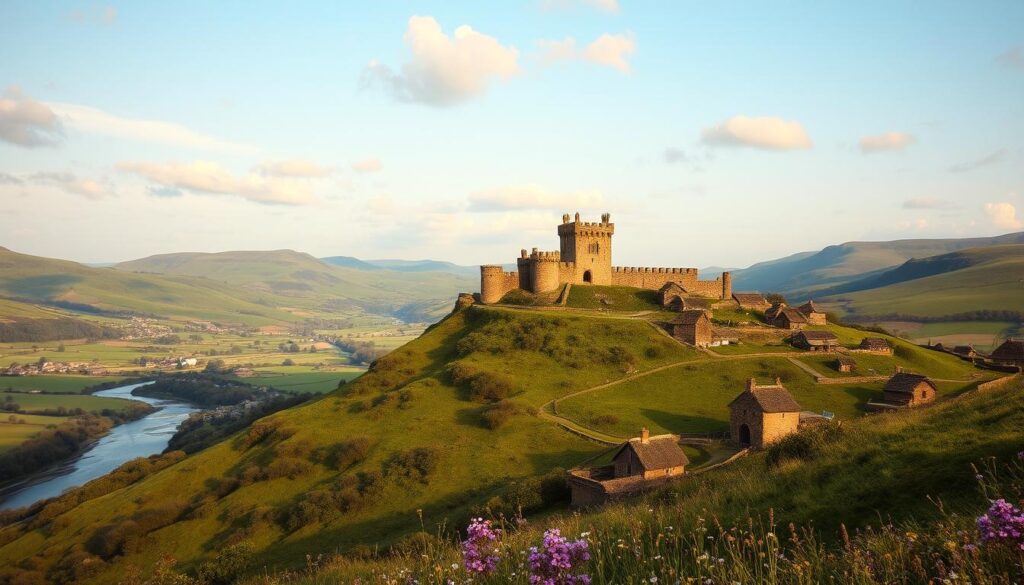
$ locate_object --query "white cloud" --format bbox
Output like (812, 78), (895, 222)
(117, 160), (315, 206)
(29, 171), (112, 199)
(0, 86), (64, 147)
(362, 16), (520, 106)
(48, 102), (258, 154)
(663, 147), (686, 164)
(352, 158), (383, 173)
(859, 131), (914, 154)
(902, 197), (953, 210)
(255, 159), (333, 177)
(700, 116), (812, 150)
(983, 202), (1023, 230)
(538, 32), (636, 73)
(996, 45), (1024, 70)
(468, 184), (606, 212)
(948, 149), (1006, 173)
(541, 0), (620, 14)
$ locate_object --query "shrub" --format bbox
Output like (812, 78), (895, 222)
(384, 447), (439, 484)
(766, 422), (844, 467)
(265, 457), (313, 480)
(481, 400), (522, 429)
(469, 372), (513, 403)
(314, 436), (372, 470)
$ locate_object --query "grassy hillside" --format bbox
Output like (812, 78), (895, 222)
(731, 231), (1024, 297)
(0, 297), (993, 584)
(821, 244), (1024, 319)
(115, 250), (475, 321)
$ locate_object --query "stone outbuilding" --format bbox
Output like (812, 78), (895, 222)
(792, 330), (840, 352)
(733, 292), (770, 311)
(859, 337), (892, 354)
(989, 339), (1024, 368)
(835, 356), (856, 373)
(670, 310), (713, 347)
(659, 282), (688, 309)
(728, 378), (802, 449)
(567, 429), (689, 507)
(882, 372), (937, 407)
(797, 300), (827, 325)
(765, 304), (808, 330)
(951, 345), (977, 359)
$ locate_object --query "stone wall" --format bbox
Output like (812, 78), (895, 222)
(479, 266), (520, 304)
(759, 411), (800, 447)
(610, 267), (731, 299)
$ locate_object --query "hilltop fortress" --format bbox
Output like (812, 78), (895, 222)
(480, 213), (732, 304)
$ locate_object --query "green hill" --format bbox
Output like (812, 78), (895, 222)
(731, 231), (1024, 297)
(0, 299), (992, 584)
(115, 250), (475, 322)
(820, 244), (1024, 320)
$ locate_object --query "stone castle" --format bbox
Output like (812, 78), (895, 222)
(480, 212), (732, 304)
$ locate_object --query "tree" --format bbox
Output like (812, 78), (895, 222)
(766, 293), (787, 305)
(37, 356), (48, 366)
(282, 358), (295, 366)
(57, 343), (66, 352)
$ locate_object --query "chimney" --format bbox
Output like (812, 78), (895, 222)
(775, 377), (782, 386)
(640, 427), (650, 444)
(746, 378), (756, 391)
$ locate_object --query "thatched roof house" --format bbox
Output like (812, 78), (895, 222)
(670, 310), (713, 347)
(835, 356), (856, 373)
(792, 330), (840, 351)
(728, 378), (801, 448)
(859, 337), (892, 353)
(733, 292), (769, 310)
(765, 303), (808, 330)
(990, 339), (1024, 367)
(883, 372), (937, 407)
(612, 428), (689, 479)
(797, 300), (827, 325)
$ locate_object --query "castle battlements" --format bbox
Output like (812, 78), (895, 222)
(480, 212), (731, 304)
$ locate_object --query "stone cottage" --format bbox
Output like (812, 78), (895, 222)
(792, 330), (840, 352)
(670, 310), (713, 347)
(567, 429), (689, 507)
(882, 371), (937, 407)
(835, 356), (856, 373)
(765, 304), (808, 330)
(728, 378), (802, 449)
(798, 300), (827, 325)
(732, 292), (769, 310)
(989, 339), (1024, 368)
(859, 337), (892, 354)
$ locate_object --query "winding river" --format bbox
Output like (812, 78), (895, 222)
(0, 382), (198, 510)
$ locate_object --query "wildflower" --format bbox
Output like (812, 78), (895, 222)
(527, 528), (591, 585)
(1018, 450), (1024, 461)
(976, 499), (1024, 551)
(462, 518), (501, 575)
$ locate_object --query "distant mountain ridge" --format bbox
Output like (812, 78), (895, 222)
(730, 232), (1024, 298)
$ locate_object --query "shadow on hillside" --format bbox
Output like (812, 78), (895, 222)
(839, 385), (878, 411)
(639, 408), (726, 435)
(2, 274), (82, 298)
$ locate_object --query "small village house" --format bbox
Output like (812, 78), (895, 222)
(567, 429), (689, 507)
(989, 339), (1024, 369)
(797, 300), (827, 325)
(764, 303), (808, 330)
(951, 345), (977, 359)
(728, 378), (801, 449)
(882, 371), (937, 407)
(732, 292), (769, 311)
(792, 330), (840, 352)
(835, 356), (856, 373)
(859, 337), (893, 354)
(670, 310), (713, 347)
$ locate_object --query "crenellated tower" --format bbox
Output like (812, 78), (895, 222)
(557, 212), (614, 285)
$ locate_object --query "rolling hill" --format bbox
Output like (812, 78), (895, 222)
(731, 231), (1024, 298)
(0, 300), (991, 584)
(819, 244), (1024, 320)
(115, 250), (476, 322)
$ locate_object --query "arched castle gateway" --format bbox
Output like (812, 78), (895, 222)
(480, 213), (732, 304)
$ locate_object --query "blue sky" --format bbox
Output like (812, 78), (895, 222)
(1, 1), (1022, 267)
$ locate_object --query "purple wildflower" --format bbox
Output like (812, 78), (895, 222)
(462, 518), (501, 574)
(976, 499), (1024, 551)
(527, 528), (591, 585)
(1017, 450), (1024, 461)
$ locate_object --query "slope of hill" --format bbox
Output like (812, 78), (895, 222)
(820, 244), (1024, 320)
(115, 250), (476, 322)
(0, 247), (299, 325)
(319, 256), (382, 271)
(0, 300), (988, 584)
(731, 232), (1024, 297)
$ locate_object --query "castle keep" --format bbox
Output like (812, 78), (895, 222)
(480, 213), (732, 304)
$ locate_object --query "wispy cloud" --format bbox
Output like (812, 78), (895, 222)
(67, 5), (118, 26)
(540, 0), (620, 14)
(983, 202), (1023, 230)
(48, 102), (259, 154)
(352, 158), (383, 173)
(537, 32), (636, 73)
(948, 149), (1006, 173)
(468, 184), (605, 212)
(700, 116), (812, 151)
(859, 131), (913, 154)
(362, 16), (520, 107)
(0, 86), (64, 147)
(902, 197), (954, 210)
(118, 160), (315, 206)
(29, 171), (113, 199)
(663, 147), (687, 164)
(255, 159), (333, 178)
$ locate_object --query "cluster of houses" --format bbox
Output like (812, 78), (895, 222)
(933, 338), (1024, 371)
(569, 367), (942, 506)
(118, 317), (174, 340)
(140, 356), (199, 369)
(3, 361), (108, 376)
